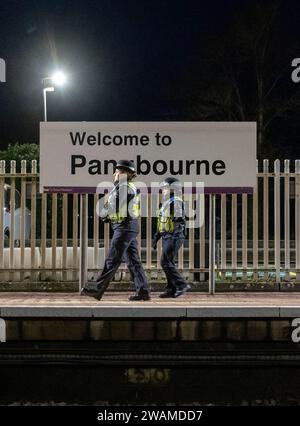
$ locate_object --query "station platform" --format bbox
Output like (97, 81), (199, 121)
(0, 292), (300, 318)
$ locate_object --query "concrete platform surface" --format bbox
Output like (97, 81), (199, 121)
(0, 292), (300, 318)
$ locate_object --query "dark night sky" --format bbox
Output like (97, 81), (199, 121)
(0, 0), (300, 150)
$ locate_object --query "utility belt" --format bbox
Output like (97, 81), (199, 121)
(109, 214), (136, 224)
(159, 223), (186, 236)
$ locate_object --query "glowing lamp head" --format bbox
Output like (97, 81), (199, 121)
(52, 71), (66, 86)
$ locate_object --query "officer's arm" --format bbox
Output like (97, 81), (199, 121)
(153, 203), (162, 244)
(173, 199), (185, 222)
(98, 190), (115, 222)
(173, 199), (185, 235)
(102, 184), (118, 221)
(117, 182), (135, 216)
(99, 201), (110, 221)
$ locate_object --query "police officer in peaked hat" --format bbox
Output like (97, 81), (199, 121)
(115, 159), (136, 173)
(152, 177), (190, 298)
(81, 159), (150, 301)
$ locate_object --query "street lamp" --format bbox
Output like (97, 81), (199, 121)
(52, 71), (66, 86)
(42, 71), (66, 122)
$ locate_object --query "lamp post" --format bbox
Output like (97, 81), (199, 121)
(41, 71), (67, 286)
(42, 72), (66, 121)
(42, 82), (54, 122)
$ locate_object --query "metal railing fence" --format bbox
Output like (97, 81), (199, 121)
(0, 159), (299, 284)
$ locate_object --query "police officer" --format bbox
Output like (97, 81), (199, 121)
(81, 160), (150, 301)
(152, 177), (190, 298)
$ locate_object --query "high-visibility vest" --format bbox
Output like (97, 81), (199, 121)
(107, 181), (140, 223)
(157, 196), (184, 233)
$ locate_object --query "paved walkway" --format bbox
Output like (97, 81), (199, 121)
(0, 292), (300, 318)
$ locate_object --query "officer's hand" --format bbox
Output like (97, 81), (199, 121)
(152, 232), (161, 250)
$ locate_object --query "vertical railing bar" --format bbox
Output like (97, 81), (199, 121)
(155, 193), (162, 277)
(51, 193), (57, 281)
(284, 159), (290, 280)
(200, 195), (206, 281)
(79, 193), (88, 291)
(242, 193), (248, 281)
(221, 194), (226, 281)
(209, 194), (216, 294)
(274, 159), (281, 286)
(0, 161), (5, 273)
(263, 159), (269, 281)
(146, 193), (152, 272)
(9, 161), (16, 281)
(176, 189), (184, 272)
(93, 194), (99, 274)
(41, 192), (47, 281)
(188, 193), (195, 281)
(30, 160), (37, 282)
(72, 194), (78, 282)
(20, 160), (26, 282)
(104, 222), (110, 258)
(296, 159), (300, 282)
(137, 216), (142, 258)
(253, 160), (259, 280)
(231, 193), (237, 281)
(62, 193), (68, 281)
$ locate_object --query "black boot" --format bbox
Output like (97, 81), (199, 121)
(80, 285), (106, 301)
(128, 289), (151, 301)
(173, 284), (191, 298)
(159, 289), (175, 298)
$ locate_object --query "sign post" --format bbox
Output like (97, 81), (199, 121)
(79, 193), (88, 292)
(209, 194), (216, 295)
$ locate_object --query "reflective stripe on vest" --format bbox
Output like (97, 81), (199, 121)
(157, 196), (183, 233)
(108, 182), (140, 223)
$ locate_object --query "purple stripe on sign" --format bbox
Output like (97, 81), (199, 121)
(43, 186), (253, 194)
(145, 186), (204, 194)
(44, 187), (97, 193)
(204, 187), (253, 194)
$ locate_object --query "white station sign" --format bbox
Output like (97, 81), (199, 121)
(40, 121), (256, 193)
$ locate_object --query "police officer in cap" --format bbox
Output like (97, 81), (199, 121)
(81, 160), (150, 301)
(153, 177), (190, 298)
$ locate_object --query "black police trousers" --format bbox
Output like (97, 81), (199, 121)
(94, 229), (149, 293)
(161, 235), (187, 290)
